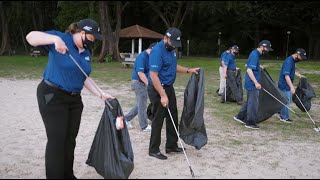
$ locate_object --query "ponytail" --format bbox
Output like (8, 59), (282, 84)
(65, 22), (81, 34)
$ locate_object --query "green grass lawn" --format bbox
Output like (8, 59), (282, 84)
(1, 55), (319, 139)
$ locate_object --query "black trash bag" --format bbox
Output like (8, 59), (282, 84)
(292, 77), (316, 112)
(225, 69), (243, 102)
(257, 68), (288, 122)
(86, 99), (134, 179)
(180, 68), (207, 150)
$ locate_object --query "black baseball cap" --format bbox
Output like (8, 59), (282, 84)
(148, 42), (157, 49)
(165, 27), (182, 48)
(230, 45), (239, 52)
(77, 18), (102, 41)
(259, 40), (273, 51)
(295, 48), (307, 59)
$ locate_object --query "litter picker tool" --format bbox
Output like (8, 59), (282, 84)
(262, 88), (301, 118)
(224, 79), (227, 102)
(66, 50), (113, 110)
(294, 94), (320, 132)
(166, 104), (195, 178)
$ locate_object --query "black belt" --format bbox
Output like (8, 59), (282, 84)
(44, 80), (81, 96)
(161, 84), (172, 87)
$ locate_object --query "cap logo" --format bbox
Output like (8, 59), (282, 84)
(177, 37), (180, 40)
(98, 28), (100, 32)
(262, 43), (267, 46)
(83, 26), (92, 31)
(166, 32), (171, 37)
(304, 53), (306, 55)
(297, 51), (301, 54)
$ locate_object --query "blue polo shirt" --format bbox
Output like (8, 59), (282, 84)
(224, 53), (236, 70)
(40, 30), (91, 93)
(278, 56), (296, 91)
(244, 49), (261, 91)
(220, 51), (229, 66)
(132, 50), (149, 81)
(149, 40), (177, 86)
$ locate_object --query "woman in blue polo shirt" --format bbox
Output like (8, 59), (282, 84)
(26, 18), (114, 179)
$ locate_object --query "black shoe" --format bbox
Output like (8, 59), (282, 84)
(245, 124), (260, 129)
(149, 152), (167, 160)
(165, 147), (185, 154)
(220, 99), (225, 103)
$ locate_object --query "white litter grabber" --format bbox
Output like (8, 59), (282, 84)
(294, 94), (320, 133)
(166, 105), (195, 178)
(262, 87), (301, 118)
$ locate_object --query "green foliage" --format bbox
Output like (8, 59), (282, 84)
(104, 54), (113, 63)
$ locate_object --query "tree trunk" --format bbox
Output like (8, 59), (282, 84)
(0, 1), (10, 55)
(98, 1), (111, 62)
(19, 24), (29, 53)
(112, 1), (122, 61)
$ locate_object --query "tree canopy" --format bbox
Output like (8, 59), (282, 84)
(1, 1), (319, 60)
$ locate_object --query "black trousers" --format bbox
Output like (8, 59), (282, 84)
(147, 84), (179, 153)
(37, 80), (83, 179)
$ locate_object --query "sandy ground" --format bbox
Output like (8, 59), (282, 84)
(1, 78), (320, 179)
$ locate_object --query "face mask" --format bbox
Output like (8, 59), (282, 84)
(234, 51), (239, 56)
(294, 56), (301, 63)
(262, 49), (269, 55)
(165, 42), (175, 51)
(82, 33), (94, 49)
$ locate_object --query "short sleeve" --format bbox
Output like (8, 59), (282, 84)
(149, 48), (162, 72)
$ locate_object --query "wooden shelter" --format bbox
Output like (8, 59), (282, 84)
(118, 24), (163, 58)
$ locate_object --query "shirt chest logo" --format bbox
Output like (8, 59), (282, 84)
(85, 56), (90, 61)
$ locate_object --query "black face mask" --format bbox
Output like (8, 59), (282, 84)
(262, 49), (269, 55)
(234, 51), (239, 56)
(294, 57), (301, 63)
(165, 42), (175, 51)
(82, 33), (94, 49)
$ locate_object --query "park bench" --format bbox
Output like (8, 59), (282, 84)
(30, 50), (40, 57)
(120, 52), (136, 68)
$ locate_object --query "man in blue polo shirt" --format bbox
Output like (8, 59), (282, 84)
(220, 45), (242, 104)
(277, 48), (307, 123)
(124, 42), (156, 132)
(147, 27), (199, 160)
(217, 48), (231, 96)
(233, 40), (273, 129)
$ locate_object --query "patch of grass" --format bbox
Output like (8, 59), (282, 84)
(1, 55), (319, 141)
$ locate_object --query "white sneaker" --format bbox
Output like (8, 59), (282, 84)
(233, 116), (245, 124)
(142, 125), (151, 132)
(126, 121), (133, 129)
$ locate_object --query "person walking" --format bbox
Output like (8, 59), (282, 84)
(147, 27), (199, 160)
(277, 48), (307, 123)
(220, 45), (243, 104)
(233, 40), (273, 129)
(26, 18), (114, 179)
(217, 48), (231, 96)
(124, 42), (157, 132)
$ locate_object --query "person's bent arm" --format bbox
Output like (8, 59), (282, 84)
(285, 75), (295, 94)
(84, 77), (114, 101)
(295, 71), (303, 79)
(26, 31), (67, 54)
(176, 65), (199, 74)
(247, 68), (261, 90)
(137, 72), (148, 86)
(150, 71), (168, 107)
